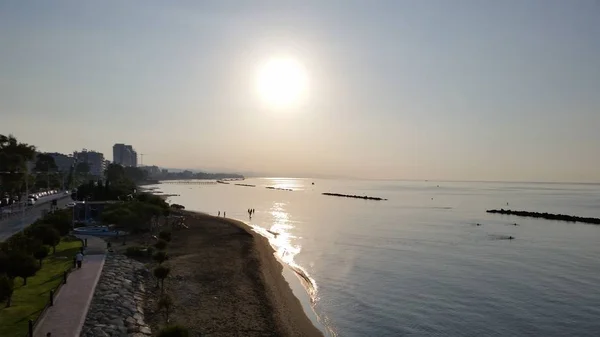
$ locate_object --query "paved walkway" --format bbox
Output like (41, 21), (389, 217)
(33, 235), (106, 337)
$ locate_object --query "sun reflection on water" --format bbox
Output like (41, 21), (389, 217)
(250, 202), (319, 302)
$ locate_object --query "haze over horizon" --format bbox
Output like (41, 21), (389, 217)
(2, 1), (599, 183)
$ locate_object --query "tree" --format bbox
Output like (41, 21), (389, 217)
(157, 325), (189, 337)
(123, 166), (148, 182)
(157, 294), (173, 323)
(9, 252), (39, 285)
(0, 251), (8, 275)
(34, 153), (58, 173)
(105, 163), (126, 182)
(33, 245), (50, 267)
(154, 239), (168, 251)
(0, 134), (36, 197)
(29, 225), (61, 254)
(41, 209), (72, 235)
(5, 232), (40, 254)
(153, 265), (170, 291)
(33, 153), (61, 190)
(158, 231), (172, 242)
(0, 275), (14, 308)
(153, 251), (168, 265)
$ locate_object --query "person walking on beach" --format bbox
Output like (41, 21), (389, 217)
(224, 211), (226, 217)
(218, 211), (220, 217)
(75, 251), (84, 269)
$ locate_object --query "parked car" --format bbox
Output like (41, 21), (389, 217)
(28, 194), (38, 201)
(27, 198), (36, 206)
(66, 202), (76, 208)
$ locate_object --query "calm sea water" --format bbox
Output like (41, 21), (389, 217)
(150, 179), (600, 336)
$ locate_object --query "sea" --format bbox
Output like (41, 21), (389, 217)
(148, 178), (600, 337)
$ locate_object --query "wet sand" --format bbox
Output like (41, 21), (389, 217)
(143, 211), (323, 337)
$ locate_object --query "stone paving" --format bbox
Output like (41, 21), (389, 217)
(80, 254), (152, 337)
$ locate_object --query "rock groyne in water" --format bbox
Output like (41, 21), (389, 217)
(266, 186), (293, 191)
(487, 209), (600, 225)
(235, 183), (256, 187)
(322, 193), (387, 201)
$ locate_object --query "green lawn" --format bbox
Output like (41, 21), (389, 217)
(0, 237), (82, 337)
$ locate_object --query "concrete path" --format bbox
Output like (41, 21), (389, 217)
(33, 236), (106, 337)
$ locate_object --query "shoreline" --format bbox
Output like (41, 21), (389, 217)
(156, 210), (324, 336)
(225, 214), (325, 337)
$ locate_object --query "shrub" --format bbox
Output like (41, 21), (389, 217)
(145, 246), (156, 257)
(157, 325), (189, 337)
(158, 231), (172, 242)
(170, 204), (185, 210)
(154, 239), (168, 251)
(153, 251), (168, 264)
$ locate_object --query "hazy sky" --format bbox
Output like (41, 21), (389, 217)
(1, 1), (599, 182)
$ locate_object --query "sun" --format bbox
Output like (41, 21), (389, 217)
(256, 57), (308, 108)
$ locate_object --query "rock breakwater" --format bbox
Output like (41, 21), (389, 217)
(81, 254), (151, 337)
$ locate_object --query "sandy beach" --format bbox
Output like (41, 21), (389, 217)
(142, 211), (323, 337)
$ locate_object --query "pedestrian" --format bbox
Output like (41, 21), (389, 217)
(76, 251), (84, 269)
(218, 211), (220, 217)
(224, 211), (226, 217)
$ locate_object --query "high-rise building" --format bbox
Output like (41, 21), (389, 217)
(113, 143), (138, 167)
(73, 149), (105, 177)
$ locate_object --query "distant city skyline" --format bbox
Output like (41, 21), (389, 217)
(2, 1), (599, 182)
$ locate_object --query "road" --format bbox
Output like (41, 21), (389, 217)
(0, 193), (73, 241)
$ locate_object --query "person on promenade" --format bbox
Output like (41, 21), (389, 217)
(75, 251), (84, 269)
(224, 211), (226, 217)
(218, 211), (220, 217)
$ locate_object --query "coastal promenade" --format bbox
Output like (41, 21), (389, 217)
(33, 235), (106, 337)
